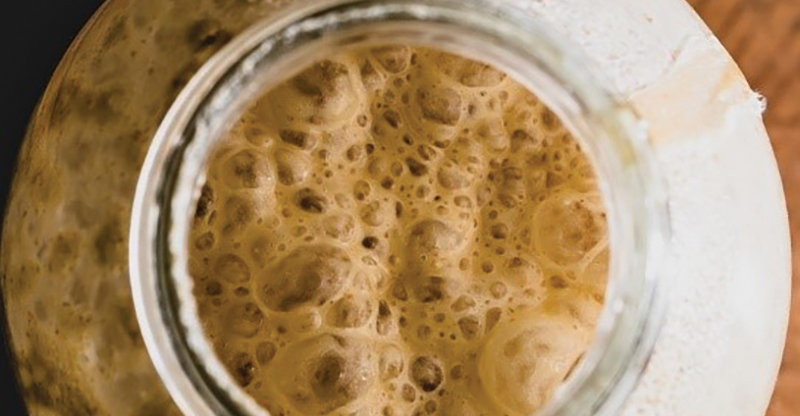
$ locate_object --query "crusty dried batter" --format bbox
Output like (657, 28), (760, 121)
(188, 46), (608, 416)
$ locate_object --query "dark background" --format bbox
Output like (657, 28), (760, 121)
(1, 1), (104, 414)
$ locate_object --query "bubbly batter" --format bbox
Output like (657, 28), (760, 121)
(188, 46), (608, 416)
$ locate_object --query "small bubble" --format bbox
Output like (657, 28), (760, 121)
(490, 282), (507, 299)
(402, 384), (417, 402)
(230, 352), (257, 387)
(256, 342), (277, 365)
(425, 400), (437, 414)
(393, 284), (409, 301)
(215, 254), (250, 283)
(279, 129), (316, 150)
(550, 275), (568, 289)
(362, 236), (380, 249)
(451, 296), (475, 312)
(194, 232), (216, 251)
(295, 188), (328, 214)
(486, 308), (502, 332)
(354, 180), (371, 201)
(490, 223), (508, 239)
(450, 365), (464, 380)
(458, 316), (480, 340)
(411, 356), (444, 392)
(205, 281), (223, 296)
(406, 158), (429, 176)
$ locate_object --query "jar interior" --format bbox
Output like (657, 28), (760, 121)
(130, 2), (666, 416)
(184, 43), (610, 416)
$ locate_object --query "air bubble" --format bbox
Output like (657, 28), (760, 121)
(418, 145), (436, 161)
(215, 254), (251, 284)
(361, 201), (386, 226)
(296, 188), (328, 214)
(379, 344), (405, 380)
(534, 194), (605, 266)
(205, 280), (223, 296)
(293, 309), (323, 333)
(490, 282), (507, 299)
(329, 294), (373, 328)
(354, 180), (371, 201)
(226, 302), (263, 338)
(360, 61), (382, 91)
(486, 308), (501, 332)
(195, 232), (216, 251)
(347, 145), (364, 162)
(425, 400), (438, 413)
(222, 149), (273, 189)
(458, 316), (480, 340)
(270, 60), (357, 125)
(438, 164), (470, 190)
(450, 365), (464, 380)
(411, 356), (444, 392)
(244, 125), (271, 146)
(259, 244), (352, 311)
(490, 223), (508, 239)
(417, 87), (462, 126)
(510, 129), (539, 153)
(229, 352), (257, 387)
(324, 214), (355, 241)
(383, 110), (402, 129)
(279, 129), (317, 150)
(402, 383), (417, 402)
(392, 283), (409, 301)
(549, 275), (568, 289)
(454, 196), (472, 208)
(273, 149), (310, 186)
(414, 276), (446, 303)
(377, 299), (394, 335)
(256, 342), (277, 365)
(195, 185), (215, 219)
(540, 107), (559, 131)
(372, 46), (412, 73)
(362, 236), (380, 249)
(406, 158), (429, 177)
(221, 196), (255, 234)
(409, 219), (461, 253)
(451, 295), (475, 312)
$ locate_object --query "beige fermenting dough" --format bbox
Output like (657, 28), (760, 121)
(188, 46), (608, 416)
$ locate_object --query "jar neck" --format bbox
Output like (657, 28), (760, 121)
(130, 1), (669, 415)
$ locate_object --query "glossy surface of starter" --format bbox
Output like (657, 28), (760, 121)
(189, 46), (608, 416)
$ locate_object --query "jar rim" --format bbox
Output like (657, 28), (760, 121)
(129, 1), (670, 415)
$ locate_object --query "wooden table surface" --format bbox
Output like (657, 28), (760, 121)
(687, 1), (800, 415)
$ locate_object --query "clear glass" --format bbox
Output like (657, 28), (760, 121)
(129, 1), (669, 416)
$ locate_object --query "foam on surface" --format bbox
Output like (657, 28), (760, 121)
(188, 46), (608, 416)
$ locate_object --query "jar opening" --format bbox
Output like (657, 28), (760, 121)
(130, 1), (668, 416)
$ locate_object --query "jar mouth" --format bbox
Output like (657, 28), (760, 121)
(129, 1), (669, 415)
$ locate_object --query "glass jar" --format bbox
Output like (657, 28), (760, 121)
(1, 1), (790, 416)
